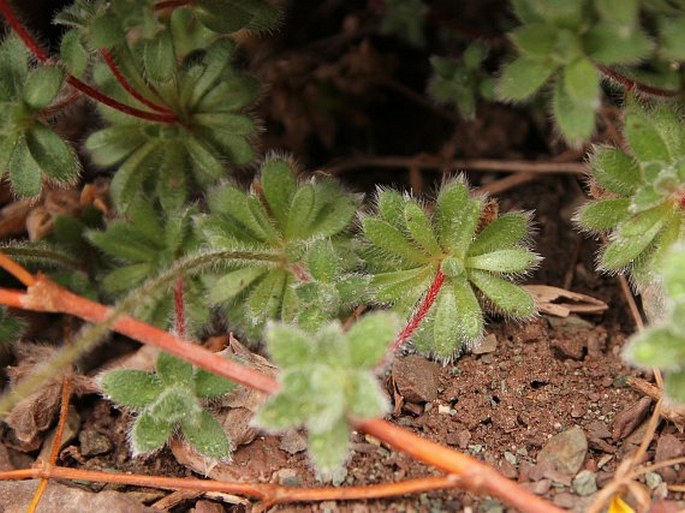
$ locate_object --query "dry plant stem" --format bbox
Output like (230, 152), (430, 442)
(617, 274), (645, 331)
(0, 275), (565, 513)
(0, 464), (458, 506)
(586, 398), (663, 513)
(595, 64), (681, 98)
(26, 370), (73, 513)
(474, 172), (537, 195)
(100, 48), (174, 114)
(328, 155), (586, 176)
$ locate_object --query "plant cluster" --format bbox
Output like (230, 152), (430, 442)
(496, 0), (683, 145)
(1, 0), (685, 486)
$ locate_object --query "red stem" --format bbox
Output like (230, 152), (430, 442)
(154, 0), (194, 11)
(0, 0), (48, 62)
(100, 49), (173, 114)
(174, 277), (186, 339)
(595, 63), (681, 98)
(0, 0), (179, 124)
(390, 270), (446, 353)
(65, 76), (179, 123)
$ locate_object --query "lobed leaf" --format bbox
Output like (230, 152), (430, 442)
(552, 76), (595, 147)
(261, 158), (297, 229)
(403, 200), (441, 256)
(156, 352), (194, 386)
(510, 23), (557, 59)
(496, 57), (556, 101)
(23, 65), (65, 110)
(207, 266), (268, 304)
(627, 327), (685, 371)
(307, 420), (350, 476)
(180, 410), (230, 460)
(131, 410), (174, 455)
(265, 323), (315, 369)
(362, 217), (427, 265)
(26, 124), (80, 184)
(101, 370), (163, 409)
(8, 135), (42, 197)
(346, 312), (398, 368)
(430, 284), (461, 359)
(347, 371), (390, 419)
(600, 205), (670, 270)
(624, 105), (678, 163)
(285, 183), (316, 239)
(194, 369), (236, 398)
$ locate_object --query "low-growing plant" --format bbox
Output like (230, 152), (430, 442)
(575, 100), (685, 289)
(198, 156), (366, 341)
(624, 244), (685, 402)
(101, 351), (235, 458)
(427, 43), (495, 120)
(254, 312), (398, 474)
(496, 0), (680, 145)
(362, 178), (539, 361)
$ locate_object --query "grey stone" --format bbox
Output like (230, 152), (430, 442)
(572, 470), (597, 496)
(537, 426), (588, 476)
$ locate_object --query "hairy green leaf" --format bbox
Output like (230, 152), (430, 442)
(590, 147), (641, 196)
(131, 410), (174, 455)
(470, 270), (536, 318)
(346, 312), (398, 368)
(496, 57), (556, 101)
(23, 65), (65, 110)
(181, 410), (230, 460)
(101, 370), (163, 409)
(576, 198), (631, 232)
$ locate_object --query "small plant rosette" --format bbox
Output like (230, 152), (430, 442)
(362, 177), (539, 362)
(253, 313), (398, 475)
(575, 101), (685, 288)
(100, 351), (235, 459)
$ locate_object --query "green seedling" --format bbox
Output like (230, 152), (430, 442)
(428, 43), (495, 120)
(0, 34), (79, 197)
(198, 156), (366, 341)
(82, 38), (260, 213)
(497, 0), (654, 145)
(624, 244), (685, 402)
(101, 351), (235, 459)
(87, 198), (209, 332)
(575, 101), (685, 288)
(254, 312), (398, 475)
(362, 177), (539, 361)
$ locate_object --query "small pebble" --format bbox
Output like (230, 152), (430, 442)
(572, 470), (597, 496)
